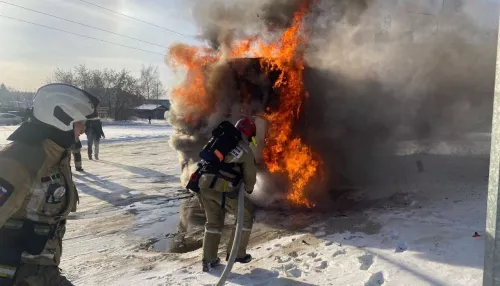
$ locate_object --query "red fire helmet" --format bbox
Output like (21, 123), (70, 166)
(235, 118), (256, 138)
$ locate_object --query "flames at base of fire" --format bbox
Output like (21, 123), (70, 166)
(167, 0), (321, 208)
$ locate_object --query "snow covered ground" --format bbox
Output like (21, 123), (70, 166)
(0, 120), (173, 147)
(0, 122), (490, 285)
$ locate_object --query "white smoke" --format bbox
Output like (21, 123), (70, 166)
(169, 0), (498, 208)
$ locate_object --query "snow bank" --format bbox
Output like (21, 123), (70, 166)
(0, 122), (173, 147)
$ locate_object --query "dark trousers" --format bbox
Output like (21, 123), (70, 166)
(87, 133), (100, 157)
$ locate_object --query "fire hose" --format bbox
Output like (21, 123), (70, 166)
(216, 183), (245, 286)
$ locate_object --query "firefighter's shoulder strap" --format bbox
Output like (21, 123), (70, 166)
(206, 162), (241, 187)
(186, 121), (243, 193)
(199, 121), (242, 164)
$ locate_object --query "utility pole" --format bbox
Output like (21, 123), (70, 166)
(484, 7), (500, 285)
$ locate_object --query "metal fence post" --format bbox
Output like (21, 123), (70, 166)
(484, 6), (500, 285)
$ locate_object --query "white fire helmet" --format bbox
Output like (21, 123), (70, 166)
(33, 83), (99, 131)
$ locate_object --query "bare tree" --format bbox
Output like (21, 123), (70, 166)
(47, 65), (145, 120)
(152, 80), (167, 100)
(0, 83), (34, 110)
(49, 68), (75, 85)
(74, 65), (93, 90)
(114, 70), (143, 120)
(0, 83), (8, 93)
(139, 65), (166, 100)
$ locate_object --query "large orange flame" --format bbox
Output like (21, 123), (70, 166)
(258, 1), (320, 208)
(166, 44), (218, 123)
(167, 0), (320, 208)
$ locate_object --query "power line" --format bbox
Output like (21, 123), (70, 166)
(74, 0), (197, 38)
(0, 14), (164, 56)
(0, 0), (168, 49)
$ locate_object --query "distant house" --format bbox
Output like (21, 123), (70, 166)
(97, 106), (109, 118)
(133, 104), (168, 119)
(144, 99), (170, 109)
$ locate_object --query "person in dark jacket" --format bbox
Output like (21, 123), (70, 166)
(22, 107), (33, 122)
(85, 118), (105, 160)
(71, 134), (84, 171)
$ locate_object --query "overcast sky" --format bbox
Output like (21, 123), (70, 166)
(0, 0), (201, 93)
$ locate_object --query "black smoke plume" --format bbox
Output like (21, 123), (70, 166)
(169, 0), (498, 208)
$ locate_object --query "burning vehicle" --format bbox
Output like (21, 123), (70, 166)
(167, 1), (324, 210)
(167, 0), (496, 214)
(163, 0), (497, 254)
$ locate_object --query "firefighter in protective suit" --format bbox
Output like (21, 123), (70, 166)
(0, 83), (99, 286)
(198, 118), (258, 272)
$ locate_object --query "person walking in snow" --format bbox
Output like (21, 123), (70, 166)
(85, 117), (105, 160)
(22, 107), (32, 122)
(0, 83), (99, 286)
(71, 132), (84, 172)
(196, 118), (258, 272)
